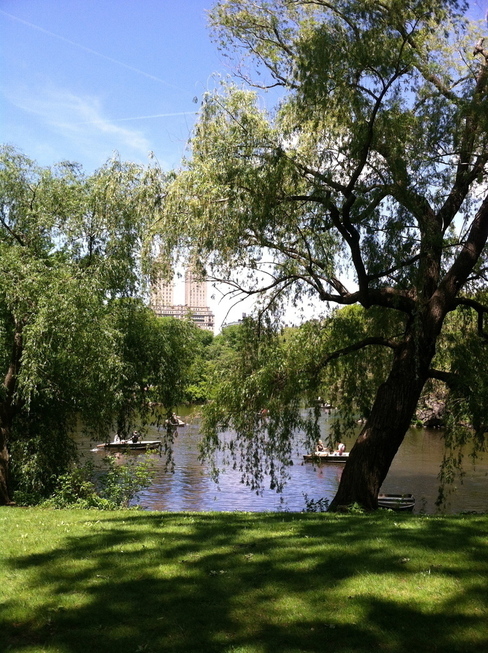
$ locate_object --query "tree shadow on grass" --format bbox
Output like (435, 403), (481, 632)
(2, 512), (487, 653)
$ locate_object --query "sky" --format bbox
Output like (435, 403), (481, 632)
(0, 0), (226, 171)
(0, 0), (257, 331)
(1, 0), (487, 332)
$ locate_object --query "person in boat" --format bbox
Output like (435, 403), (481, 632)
(165, 413), (180, 426)
(131, 431), (140, 443)
(337, 442), (346, 454)
(113, 433), (121, 443)
(316, 440), (325, 452)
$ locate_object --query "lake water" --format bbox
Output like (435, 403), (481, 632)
(77, 410), (488, 514)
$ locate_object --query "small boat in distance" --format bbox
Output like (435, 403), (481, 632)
(164, 414), (186, 427)
(95, 440), (162, 453)
(303, 451), (350, 463)
(378, 493), (415, 512)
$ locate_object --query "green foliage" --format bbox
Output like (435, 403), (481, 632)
(201, 318), (313, 491)
(317, 305), (403, 440)
(425, 302), (488, 500)
(161, 1), (486, 294)
(110, 300), (200, 436)
(41, 455), (156, 509)
(157, 1), (488, 503)
(40, 463), (108, 510)
(183, 327), (214, 404)
(200, 306), (401, 485)
(302, 493), (330, 512)
(10, 416), (78, 504)
(97, 455), (156, 508)
(0, 146), (197, 504)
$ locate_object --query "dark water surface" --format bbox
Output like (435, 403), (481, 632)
(77, 410), (488, 514)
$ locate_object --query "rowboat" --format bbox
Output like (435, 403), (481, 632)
(165, 415), (186, 427)
(303, 451), (350, 463)
(378, 493), (415, 512)
(95, 440), (162, 452)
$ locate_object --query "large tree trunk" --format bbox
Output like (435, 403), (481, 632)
(0, 425), (12, 505)
(329, 194), (488, 511)
(329, 333), (434, 511)
(0, 322), (24, 506)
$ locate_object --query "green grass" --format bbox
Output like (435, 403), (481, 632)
(0, 508), (487, 653)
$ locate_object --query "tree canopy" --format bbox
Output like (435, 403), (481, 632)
(158, 0), (488, 508)
(0, 146), (196, 505)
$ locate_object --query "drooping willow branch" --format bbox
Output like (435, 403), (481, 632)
(310, 336), (398, 375)
(427, 368), (469, 392)
(453, 297), (488, 340)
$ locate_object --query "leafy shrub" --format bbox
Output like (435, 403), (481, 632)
(98, 454), (155, 508)
(302, 494), (330, 512)
(42, 454), (155, 509)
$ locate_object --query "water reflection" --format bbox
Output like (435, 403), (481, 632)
(78, 411), (488, 514)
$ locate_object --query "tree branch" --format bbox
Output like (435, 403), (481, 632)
(453, 297), (488, 339)
(0, 213), (26, 247)
(311, 336), (398, 373)
(436, 192), (488, 308)
(367, 253), (422, 283)
(438, 52), (488, 231)
(427, 368), (466, 390)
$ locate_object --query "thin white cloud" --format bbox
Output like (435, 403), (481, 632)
(7, 86), (152, 156)
(72, 111), (198, 125)
(0, 9), (186, 92)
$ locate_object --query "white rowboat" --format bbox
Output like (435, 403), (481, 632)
(378, 493), (415, 512)
(95, 440), (162, 452)
(303, 451), (350, 463)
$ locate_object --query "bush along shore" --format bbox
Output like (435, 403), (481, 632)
(1, 508), (487, 653)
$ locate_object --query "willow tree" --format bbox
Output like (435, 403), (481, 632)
(0, 146), (178, 505)
(159, 0), (488, 509)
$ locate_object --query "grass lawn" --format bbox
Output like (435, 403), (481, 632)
(0, 508), (487, 653)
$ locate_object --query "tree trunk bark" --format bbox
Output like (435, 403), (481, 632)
(0, 321), (24, 506)
(329, 333), (434, 511)
(328, 191), (488, 511)
(0, 425), (12, 505)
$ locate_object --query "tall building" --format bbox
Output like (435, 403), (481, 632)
(150, 267), (214, 332)
(185, 267), (207, 308)
(150, 277), (174, 313)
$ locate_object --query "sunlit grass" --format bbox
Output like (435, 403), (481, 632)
(1, 508), (487, 652)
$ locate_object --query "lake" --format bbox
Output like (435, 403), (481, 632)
(77, 409), (488, 514)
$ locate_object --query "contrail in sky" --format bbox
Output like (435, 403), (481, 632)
(0, 9), (186, 92)
(70, 111), (198, 125)
(95, 112), (198, 122)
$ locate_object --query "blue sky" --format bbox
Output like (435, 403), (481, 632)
(0, 0), (251, 330)
(0, 0), (226, 171)
(1, 0), (487, 331)
(2, 1), (487, 171)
